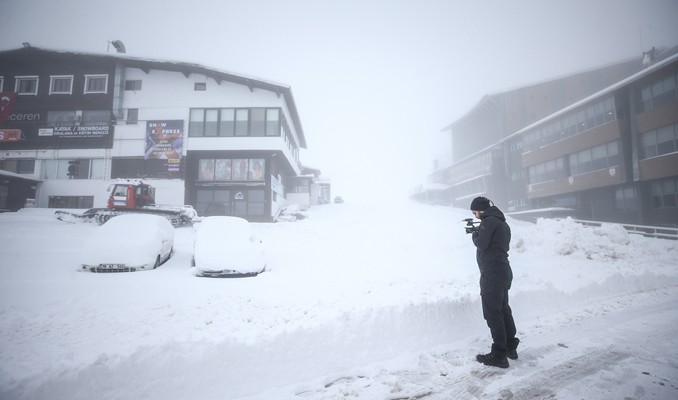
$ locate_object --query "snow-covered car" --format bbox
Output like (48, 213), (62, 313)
(79, 214), (175, 272)
(192, 216), (266, 277)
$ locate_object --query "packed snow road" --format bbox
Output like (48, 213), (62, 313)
(0, 201), (677, 399)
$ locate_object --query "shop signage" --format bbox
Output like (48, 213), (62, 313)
(38, 125), (110, 137)
(167, 158), (181, 172)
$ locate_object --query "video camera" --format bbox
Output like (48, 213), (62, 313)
(462, 218), (480, 234)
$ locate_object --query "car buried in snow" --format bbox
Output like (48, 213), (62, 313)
(79, 214), (175, 273)
(191, 216), (266, 278)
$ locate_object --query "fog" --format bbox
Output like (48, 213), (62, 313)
(1, 0), (677, 202)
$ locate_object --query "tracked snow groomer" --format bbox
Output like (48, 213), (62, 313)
(55, 180), (196, 226)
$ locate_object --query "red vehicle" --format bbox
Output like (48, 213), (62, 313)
(107, 181), (156, 209)
(56, 180), (196, 226)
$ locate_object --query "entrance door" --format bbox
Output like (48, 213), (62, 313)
(232, 190), (247, 216)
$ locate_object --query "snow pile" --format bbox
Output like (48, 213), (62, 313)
(513, 217), (632, 260)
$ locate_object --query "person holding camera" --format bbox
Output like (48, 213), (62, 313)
(469, 196), (519, 368)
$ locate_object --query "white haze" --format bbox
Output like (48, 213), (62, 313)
(1, 0), (678, 200)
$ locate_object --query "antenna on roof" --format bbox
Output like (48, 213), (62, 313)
(107, 40), (126, 54)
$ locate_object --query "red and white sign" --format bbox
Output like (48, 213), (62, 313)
(0, 129), (22, 142)
(0, 92), (17, 122)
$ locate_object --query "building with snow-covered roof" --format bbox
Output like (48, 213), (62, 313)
(0, 46), (312, 221)
(424, 46), (678, 227)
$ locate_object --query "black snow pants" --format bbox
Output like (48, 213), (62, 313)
(480, 277), (518, 357)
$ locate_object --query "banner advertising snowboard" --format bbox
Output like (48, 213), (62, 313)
(145, 120), (184, 174)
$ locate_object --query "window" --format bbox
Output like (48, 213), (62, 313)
(40, 159), (104, 180)
(198, 159), (215, 180)
(198, 158), (265, 182)
(604, 97), (616, 122)
(189, 109), (205, 136)
(195, 188), (265, 217)
(205, 109), (218, 136)
(568, 140), (621, 176)
(124, 80), (142, 91)
(47, 110), (77, 126)
(49, 75), (73, 94)
(111, 157), (181, 179)
(651, 178), (678, 208)
(194, 82), (206, 91)
(290, 181), (310, 193)
(189, 108), (286, 138)
(232, 159), (248, 180)
(521, 97), (617, 152)
(0, 76), (3, 91)
(220, 109), (235, 136)
(15, 76), (38, 95)
(0, 159), (35, 174)
(127, 108), (138, 125)
(235, 109), (248, 136)
(250, 108), (266, 136)
(638, 73), (678, 112)
(265, 109), (280, 136)
(615, 186), (636, 210)
(84, 75), (108, 94)
(90, 159), (105, 179)
(607, 141), (620, 166)
(248, 159), (264, 180)
(640, 123), (678, 159)
(247, 189), (265, 216)
(82, 110), (111, 125)
(657, 124), (677, 155)
(215, 159), (232, 180)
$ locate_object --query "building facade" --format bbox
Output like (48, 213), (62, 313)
(423, 47), (678, 227)
(0, 46), (311, 221)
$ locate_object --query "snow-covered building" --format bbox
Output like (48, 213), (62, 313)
(0, 46), (309, 221)
(425, 46), (678, 227)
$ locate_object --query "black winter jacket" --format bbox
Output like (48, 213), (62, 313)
(471, 206), (512, 289)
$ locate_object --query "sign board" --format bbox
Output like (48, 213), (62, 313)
(145, 120), (183, 160)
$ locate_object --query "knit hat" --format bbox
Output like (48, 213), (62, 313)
(470, 196), (491, 211)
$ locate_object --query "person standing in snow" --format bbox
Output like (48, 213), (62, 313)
(469, 196), (519, 368)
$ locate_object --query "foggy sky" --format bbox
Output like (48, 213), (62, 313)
(1, 0), (677, 202)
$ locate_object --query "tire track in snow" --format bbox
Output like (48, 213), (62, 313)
(483, 350), (630, 399)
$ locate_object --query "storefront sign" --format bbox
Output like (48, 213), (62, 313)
(38, 125), (110, 137)
(167, 158), (181, 172)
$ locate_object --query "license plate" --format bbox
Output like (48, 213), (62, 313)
(99, 263), (125, 269)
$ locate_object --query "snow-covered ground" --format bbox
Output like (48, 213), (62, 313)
(0, 200), (677, 400)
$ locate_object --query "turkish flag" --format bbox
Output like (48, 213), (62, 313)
(0, 92), (18, 122)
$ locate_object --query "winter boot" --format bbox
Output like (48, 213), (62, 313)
(476, 352), (509, 368)
(507, 338), (520, 360)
